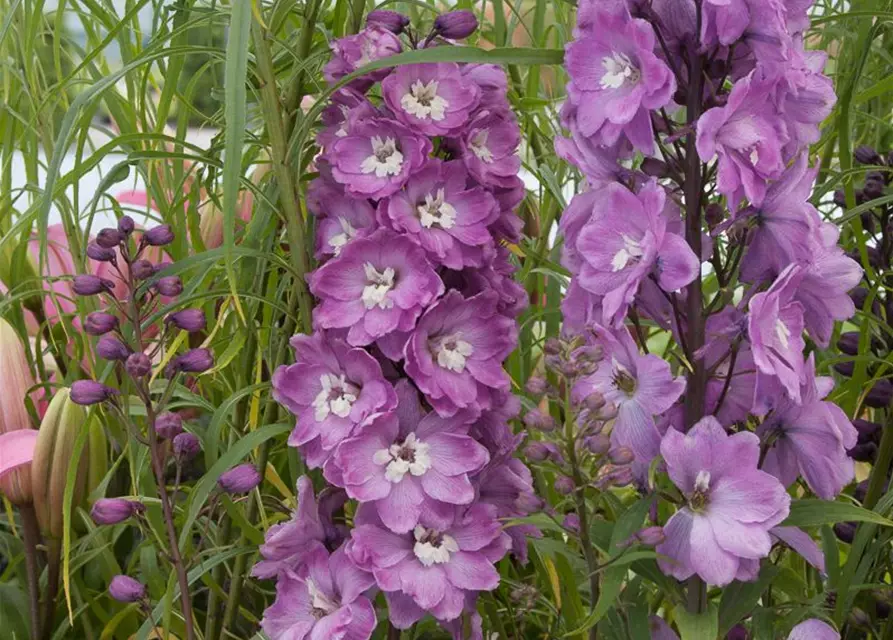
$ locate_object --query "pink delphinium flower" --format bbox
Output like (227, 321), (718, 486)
(405, 290), (517, 417)
(380, 159), (498, 269)
(252, 476), (348, 579)
(564, 8), (675, 152)
(573, 180), (699, 327)
(656, 416), (790, 586)
(758, 355), (857, 499)
(456, 109), (522, 189)
(309, 230), (444, 347)
(788, 619), (840, 640)
(329, 117), (431, 199)
(326, 406), (489, 533)
(272, 331), (397, 468)
(382, 63), (480, 136)
(323, 24), (402, 90)
(347, 502), (509, 623)
(260, 546), (376, 640)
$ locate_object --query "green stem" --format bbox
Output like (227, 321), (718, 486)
(202, 515), (231, 640)
(387, 623), (402, 640)
(40, 538), (61, 640)
(21, 504), (42, 640)
(251, 17), (313, 335)
(863, 411), (893, 511)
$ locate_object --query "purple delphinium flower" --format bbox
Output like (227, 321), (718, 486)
(737, 152), (822, 284)
(462, 64), (511, 112)
(696, 70), (789, 208)
(382, 63), (480, 136)
(564, 9), (675, 152)
(650, 616), (680, 640)
(323, 25), (402, 90)
(260, 546), (376, 640)
(475, 456), (542, 564)
(771, 525), (826, 573)
(329, 118), (431, 199)
(778, 47), (836, 153)
(554, 117), (628, 190)
(748, 264), (806, 406)
(311, 187), (376, 260)
(380, 159), (498, 269)
(788, 619), (840, 640)
(272, 331), (397, 468)
(573, 326), (685, 464)
(573, 180), (699, 327)
(405, 290), (517, 417)
(347, 502), (510, 622)
(109, 575), (147, 603)
(456, 109), (522, 189)
(793, 222), (862, 348)
(253, 476), (349, 579)
(758, 355), (857, 499)
(309, 230), (444, 348)
(656, 416), (790, 586)
(326, 406), (489, 533)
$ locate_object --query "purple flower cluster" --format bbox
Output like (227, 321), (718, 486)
(559, 0), (859, 590)
(260, 12), (536, 638)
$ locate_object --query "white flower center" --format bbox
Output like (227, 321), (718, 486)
(417, 189), (457, 229)
(470, 129), (494, 163)
(401, 79), (449, 121)
(432, 334), (474, 372)
(360, 136), (404, 178)
(749, 148), (759, 165)
(600, 52), (640, 90)
(694, 470), (711, 493)
(361, 262), (396, 310)
(412, 526), (459, 567)
(307, 579), (339, 617)
(328, 217), (358, 255)
(611, 233), (645, 272)
(372, 432), (433, 483)
(775, 318), (791, 349)
(313, 373), (359, 422)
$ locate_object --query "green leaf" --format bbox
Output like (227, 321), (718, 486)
(781, 499), (893, 528)
(718, 565), (779, 635)
(675, 603), (719, 640)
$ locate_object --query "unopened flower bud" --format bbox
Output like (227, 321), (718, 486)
(166, 309), (206, 333)
(72, 275), (113, 296)
(523, 409), (556, 432)
(544, 337), (561, 356)
(563, 513), (580, 532)
(168, 348), (214, 376)
(218, 464), (261, 494)
(849, 607), (871, 629)
(584, 393), (606, 412)
(118, 215), (135, 235)
(585, 434), (611, 455)
(144, 224), (174, 246)
(837, 332), (860, 355)
(705, 203), (725, 229)
(366, 9), (410, 33)
(609, 446), (634, 465)
(554, 475), (575, 495)
(598, 465), (633, 488)
(86, 242), (116, 262)
(109, 575), (146, 603)
(154, 412), (183, 439)
(634, 526), (665, 546)
(524, 442), (550, 462)
(70, 380), (118, 405)
(125, 352), (152, 378)
(864, 178), (885, 200)
(834, 361), (854, 377)
(833, 189), (847, 208)
(434, 10), (478, 39)
(866, 379), (893, 408)
(855, 145), (882, 165)
(96, 228), (125, 248)
(97, 335), (131, 361)
(726, 624), (748, 640)
(640, 158), (668, 178)
(91, 498), (144, 525)
(156, 276), (183, 297)
(834, 522), (856, 543)
(131, 259), (155, 280)
(525, 376), (548, 396)
(849, 441), (877, 463)
(853, 419), (881, 444)
(173, 432), (201, 461)
(84, 312), (119, 336)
